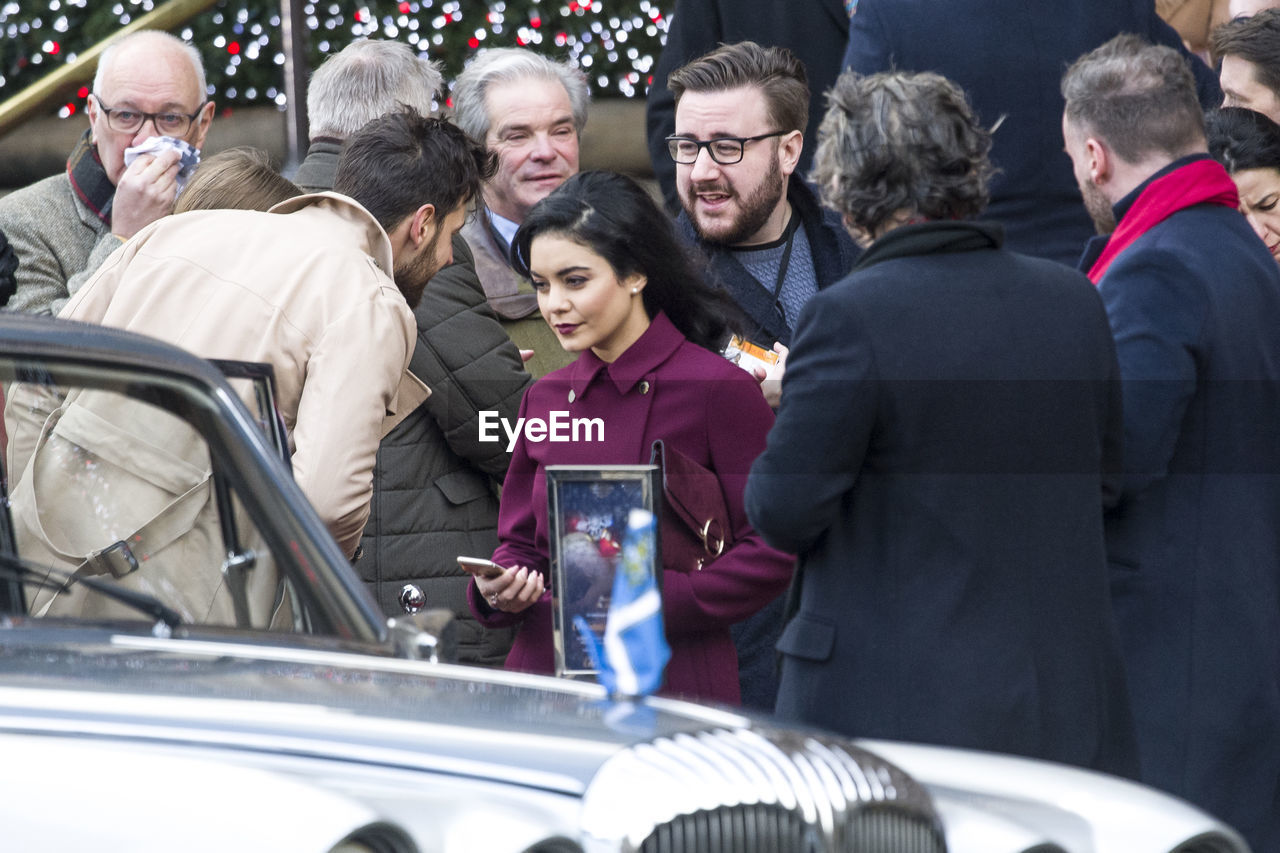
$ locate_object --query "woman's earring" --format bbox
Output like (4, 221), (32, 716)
(632, 287), (639, 294)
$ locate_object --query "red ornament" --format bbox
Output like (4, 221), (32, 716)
(597, 533), (620, 558)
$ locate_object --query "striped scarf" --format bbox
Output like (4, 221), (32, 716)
(66, 128), (114, 227)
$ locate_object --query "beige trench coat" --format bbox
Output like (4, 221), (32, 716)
(5, 193), (427, 624)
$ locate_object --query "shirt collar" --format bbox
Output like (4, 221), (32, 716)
(488, 209), (521, 249)
(568, 311), (684, 395)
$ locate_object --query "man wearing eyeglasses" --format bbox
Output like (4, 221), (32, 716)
(0, 30), (214, 315)
(668, 41), (857, 359)
(666, 41), (856, 714)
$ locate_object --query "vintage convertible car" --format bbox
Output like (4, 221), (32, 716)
(0, 315), (1249, 853)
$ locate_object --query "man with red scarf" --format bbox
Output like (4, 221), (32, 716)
(1062, 35), (1280, 850)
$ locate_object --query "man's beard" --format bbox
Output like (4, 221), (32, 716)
(393, 229), (447, 309)
(684, 154), (785, 246)
(1081, 180), (1116, 235)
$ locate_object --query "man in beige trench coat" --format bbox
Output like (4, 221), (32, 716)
(5, 111), (494, 627)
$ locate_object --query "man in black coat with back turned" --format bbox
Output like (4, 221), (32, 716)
(746, 69), (1136, 777)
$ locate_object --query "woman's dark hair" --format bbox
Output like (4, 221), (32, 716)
(511, 170), (742, 352)
(1206, 106), (1280, 173)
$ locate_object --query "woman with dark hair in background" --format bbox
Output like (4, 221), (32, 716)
(465, 170), (792, 705)
(1207, 106), (1280, 263)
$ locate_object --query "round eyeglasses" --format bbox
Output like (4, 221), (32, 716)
(93, 96), (207, 137)
(666, 131), (787, 165)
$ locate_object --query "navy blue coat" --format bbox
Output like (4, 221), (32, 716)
(746, 221), (1136, 775)
(843, 0), (1223, 266)
(1084, 169), (1280, 851)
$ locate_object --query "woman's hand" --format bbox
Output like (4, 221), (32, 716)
(475, 565), (544, 614)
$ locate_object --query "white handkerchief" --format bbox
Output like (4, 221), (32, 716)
(123, 136), (201, 196)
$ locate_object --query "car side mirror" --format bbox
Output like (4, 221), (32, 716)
(387, 607), (459, 664)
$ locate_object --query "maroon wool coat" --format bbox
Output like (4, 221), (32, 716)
(467, 312), (793, 705)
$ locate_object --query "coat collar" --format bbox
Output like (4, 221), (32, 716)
(268, 191), (395, 276)
(292, 138), (343, 193)
(567, 311), (684, 395)
(853, 220), (1003, 272)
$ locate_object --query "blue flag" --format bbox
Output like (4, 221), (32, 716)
(574, 508), (670, 697)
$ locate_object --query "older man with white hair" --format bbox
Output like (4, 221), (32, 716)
(0, 30), (215, 315)
(293, 38), (443, 191)
(451, 47), (590, 377)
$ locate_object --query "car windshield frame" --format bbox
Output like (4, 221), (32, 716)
(0, 314), (387, 645)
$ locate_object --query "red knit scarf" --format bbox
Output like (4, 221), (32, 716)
(1087, 158), (1239, 284)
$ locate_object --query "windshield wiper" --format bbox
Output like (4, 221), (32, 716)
(0, 551), (183, 635)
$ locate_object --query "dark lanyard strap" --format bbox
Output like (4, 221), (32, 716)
(744, 213), (799, 343)
(768, 214), (799, 306)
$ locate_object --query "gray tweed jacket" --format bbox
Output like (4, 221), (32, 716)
(0, 171), (122, 315)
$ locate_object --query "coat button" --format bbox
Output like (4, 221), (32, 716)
(399, 583), (426, 614)
(568, 388), (576, 403)
(638, 381), (650, 394)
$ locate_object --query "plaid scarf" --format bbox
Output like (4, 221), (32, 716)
(66, 128), (114, 226)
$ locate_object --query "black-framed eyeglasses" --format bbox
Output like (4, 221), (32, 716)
(93, 95), (207, 136)
(665, 131), (787, 165)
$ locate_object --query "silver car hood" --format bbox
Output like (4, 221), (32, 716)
(0, 627), (1249, 853)
(0, 627), (752, 794)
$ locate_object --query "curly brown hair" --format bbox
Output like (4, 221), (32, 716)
(811, 70), (993, 240)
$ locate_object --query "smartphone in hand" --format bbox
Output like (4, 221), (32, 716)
(457, 556), (506, 579)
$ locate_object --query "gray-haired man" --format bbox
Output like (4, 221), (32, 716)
(0, 30), (216, 315)
(451, 47), (590, 377)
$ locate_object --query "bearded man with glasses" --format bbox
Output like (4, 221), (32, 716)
(668, 42), (857, 360)
(0, 30), (215, 315)
(665, 41), (857, 715)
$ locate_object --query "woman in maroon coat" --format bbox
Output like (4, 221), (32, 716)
(465, 171), (792, 705)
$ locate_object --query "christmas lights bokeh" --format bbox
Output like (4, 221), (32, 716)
(0, 0), (671, 118)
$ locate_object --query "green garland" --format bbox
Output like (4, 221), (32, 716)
(0, 0), (670, 117)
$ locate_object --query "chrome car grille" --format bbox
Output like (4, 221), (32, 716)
(582, 726), (946, 853)
(637, 803), (943, 853)
(639, 804), (803, 852)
